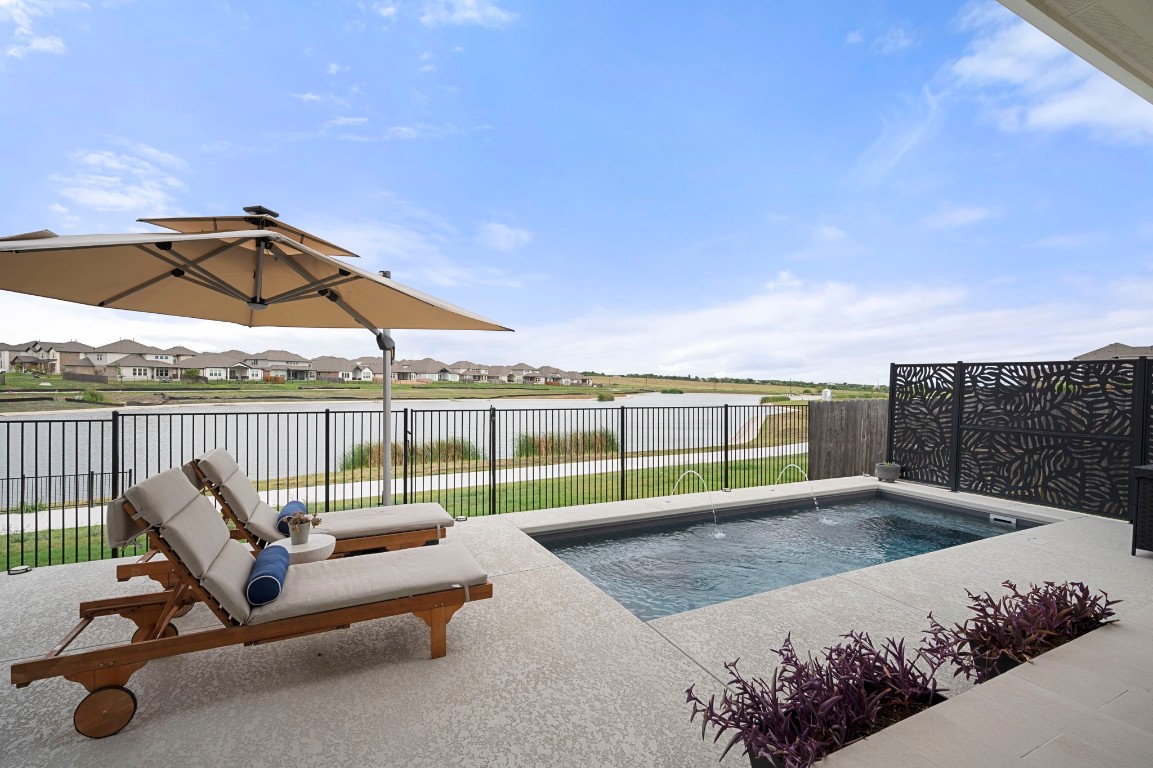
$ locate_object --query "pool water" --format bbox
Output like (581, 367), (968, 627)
(543, 496), (1019, 620)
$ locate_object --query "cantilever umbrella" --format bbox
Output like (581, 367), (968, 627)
(0, 211), (512, 502)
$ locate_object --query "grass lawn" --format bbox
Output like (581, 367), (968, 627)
(2, 523), (146, 571)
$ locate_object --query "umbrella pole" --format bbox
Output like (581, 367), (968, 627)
(377, 330), (395, 506)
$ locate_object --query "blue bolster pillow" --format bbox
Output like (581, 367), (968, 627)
(246, 546), (290, 606)
(276, 500), (308, 536)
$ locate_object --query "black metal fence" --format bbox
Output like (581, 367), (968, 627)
(888, 360), (1145, 518)
(2, 403), (808, 568)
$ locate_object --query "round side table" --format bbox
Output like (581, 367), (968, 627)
(269, 533), (336, 564)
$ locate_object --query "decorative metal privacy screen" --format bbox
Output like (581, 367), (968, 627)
(888, 360), (1146, 518)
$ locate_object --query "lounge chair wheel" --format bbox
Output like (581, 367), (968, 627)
(131, 624), (179, 643)
(74, 686), (137, 738)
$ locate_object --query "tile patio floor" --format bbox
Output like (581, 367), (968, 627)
(1, 478), (1150, 767)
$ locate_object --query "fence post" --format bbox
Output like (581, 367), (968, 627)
(1131, 357), (1149, 523)
(723, 404), (730, 490)
(949, 361), (964, 492)
(619, 406), (627, 501)
(489, 406), (497, 516)
(110, 410), (120, 558)
(402, 408), (410, 505)
(324, 408), (331, 513)
(886, 364), (896, 463)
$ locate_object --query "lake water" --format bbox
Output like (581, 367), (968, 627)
(1, 393), (796, 507)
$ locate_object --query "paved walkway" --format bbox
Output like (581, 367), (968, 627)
(2, 479), (1149, 766)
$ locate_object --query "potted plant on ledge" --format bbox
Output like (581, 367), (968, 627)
(280, 508), (322, 545)
(687, 631), (944, 768)
(874, 462), (900, 482)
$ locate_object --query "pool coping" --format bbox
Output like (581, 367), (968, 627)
(502, 477), (1084, 540)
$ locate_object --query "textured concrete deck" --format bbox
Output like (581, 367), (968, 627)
(1, 481), (1151, 767)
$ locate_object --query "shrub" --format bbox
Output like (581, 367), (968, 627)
(661, 388), (684, 394)
(81, 388), (105, 404)
(760, 395), (788, 404)
(596, 392), (615, 402)
(921, 580), (1119, 683)
(687, 632), (942, 768)
(514, 429), (619, 458)
(340, 439), (481, 470)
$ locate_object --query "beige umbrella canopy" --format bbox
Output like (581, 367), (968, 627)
(139, 205), (359, 258)
(0, 229), (509, 332)
(0, 211), (511, 505)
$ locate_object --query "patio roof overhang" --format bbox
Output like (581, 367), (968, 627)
(999, 0), (1153, 106)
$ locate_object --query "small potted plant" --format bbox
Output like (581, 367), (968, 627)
(874, 461), (900, 482)
(687, 632), (944, 768)
(921, 580), (1119, 683)
(281, 508), (322, 545)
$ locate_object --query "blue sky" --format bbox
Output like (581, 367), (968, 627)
(2, 0), (1152, 384)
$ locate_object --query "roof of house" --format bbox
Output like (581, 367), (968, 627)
(28, 340), (95, 353)
(0, 342), (25, 351)
(165, 345), (198, 355)
(448, 360), (483, 370)
(353, 357), (379, 368)
(311, 356), (357, 372)
(1073, 343), (1153, 361)
(12, 354), (42, 364)
(393, 357), (449, 375)
(92, 339), (164, 355)
(179, 351), (251, 369)
(248, 349), (310, 363)
(109, 353), (164, 369)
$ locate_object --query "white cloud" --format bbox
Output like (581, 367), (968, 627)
(325, 62), (347, 75)
(326, 116), (369, 127)
(1029, 232), (1105, 249)
(420, 0), (517, 29)
(476, 222), (532, 252)
(1, 0), (76, 58)
(874, 26), (914, 54)
(922, 203), (995, 229)
(392, 274), (1153, 382)
(845, 30), (864, 46)
(6, 271), (1153, 383)
(849, 87), (940, 185)
(814, 224), (847, 242)
(949, 2), (1153, 144)
(375, 3), (398, 19)
(291, 92), (324, 103)
(49, 141), (188, 215)
(316, 215), (525, 290)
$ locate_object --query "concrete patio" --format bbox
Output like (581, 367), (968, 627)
(1, 478), (1151, 767)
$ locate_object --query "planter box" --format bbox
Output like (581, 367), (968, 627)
(875, 463), (901, 483)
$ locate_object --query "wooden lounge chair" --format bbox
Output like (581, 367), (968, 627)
(193, 448), (453, 554)
(10, 467), (492, 739)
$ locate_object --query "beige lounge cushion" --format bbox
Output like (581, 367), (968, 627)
(196, 448), (242, 487)
(247, 542), (488, 625)
(315, 503), (454, 539)
(124, 468), (229, 580)
(248, 501), (286, 543)
(202, 539), (257, 623)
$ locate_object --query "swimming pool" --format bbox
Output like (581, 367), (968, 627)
(541, 495), (1028, 620)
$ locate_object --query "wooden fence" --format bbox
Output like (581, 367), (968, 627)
(808, 399), (888, 480)
(62, 371), (109, 384)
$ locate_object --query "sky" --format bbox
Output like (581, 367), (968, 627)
(1, 0), (1152, 385)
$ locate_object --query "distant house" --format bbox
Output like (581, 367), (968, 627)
(311, 356), (373, 382)
(448, 360), (489, 382)
(1074, 343), (1153, 361)
(510, 363), (542, 384)
(164, 345), (199, 363)
(23, 340), (95, 374)
(392, 358), (456, 382)
(179, 351), (259, 381)
(352, 357), (383, 382)
(0, 342), (31, 373)
(244, 349), (316, 382)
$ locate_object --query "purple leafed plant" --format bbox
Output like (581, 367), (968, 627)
(921, 580), (1119, 683)
(686, 632), (944, 768)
